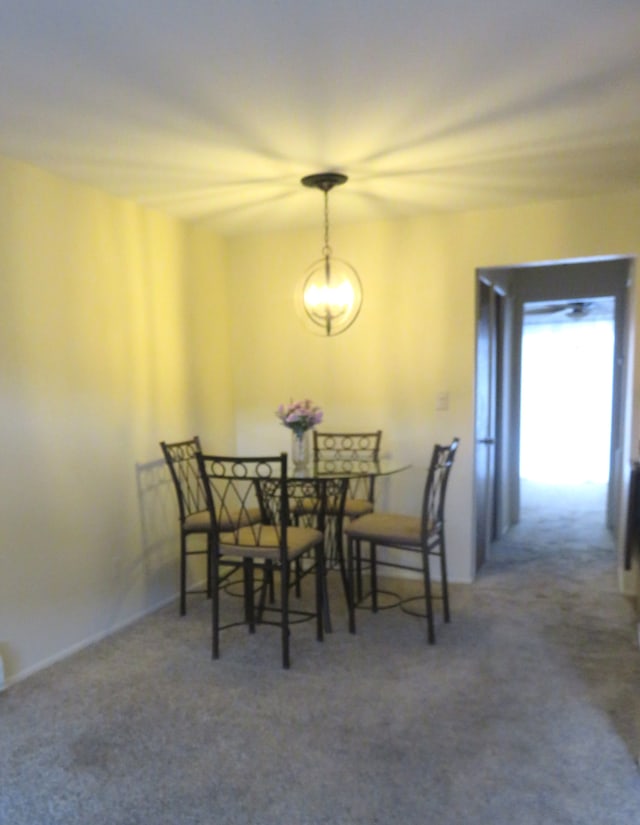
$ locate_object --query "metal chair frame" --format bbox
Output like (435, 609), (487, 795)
(345, 438), (459, 644)
(160, 437), (242, 615)
(196, 451), (347, 668)
(160, 436), (212, 615)
(313, 430), (382, 510)
(312, 430), (382, 593)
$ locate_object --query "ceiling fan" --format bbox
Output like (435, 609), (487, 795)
(524, 300), (594, 318)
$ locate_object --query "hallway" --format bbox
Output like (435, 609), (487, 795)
(484, 479), (618, 593)
(514, 478), (613, 552)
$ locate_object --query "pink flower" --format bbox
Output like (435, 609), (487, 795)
(276, 399), (323, 433)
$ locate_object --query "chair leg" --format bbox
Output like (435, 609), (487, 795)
(439, 535), (450, 623)
(206, 537), (213, 600)
(180, 533), (187, 616)
(281, 560), (290, 669)
(370, 542), (378, 613)
(318, 548), (333, 635)
(315, 545), (325, 642)
(244, 558), (255, 633)
(211, 547), (220, 659)
(325, 516), (347, 608)
(268, 565), (275, 603)
(422, 549), (435, 644)
(294, 557), (302, 598)
(256, 560), (271, 621)
(346, 536), (356, 634)
(292, 514), (303, 598)
(334, 529), (350, 615)
(356, 538), (364, 601)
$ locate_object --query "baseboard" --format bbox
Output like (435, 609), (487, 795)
(3, 591), (180, 692)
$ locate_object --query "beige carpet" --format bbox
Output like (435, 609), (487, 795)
(2, 480), (640, 824)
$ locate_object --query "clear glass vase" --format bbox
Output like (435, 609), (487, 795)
(291, 429), (310, 470)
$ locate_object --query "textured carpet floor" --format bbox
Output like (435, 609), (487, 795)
(2, 481), (640, 824)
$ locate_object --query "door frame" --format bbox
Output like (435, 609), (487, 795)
(474, 255), (634, 572)
(474, 276), (506, 570)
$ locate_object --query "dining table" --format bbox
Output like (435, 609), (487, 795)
(288, 456), (411, 631)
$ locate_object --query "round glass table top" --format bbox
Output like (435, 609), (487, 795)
(290, 458), (410, 479)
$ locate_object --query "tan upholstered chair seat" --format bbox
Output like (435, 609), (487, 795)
(345, 512), (421, 546)
(184, 507), (262, 533)
(346, 512), (438, 544)
(296, 495), (365, 518)
(343, 497), (375, 519)
(292, 497), (321, 516)
(219, 525), (323, 559)
(183, 510), (211, 532)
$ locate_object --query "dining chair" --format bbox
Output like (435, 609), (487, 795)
(160, 437), (259, 615)
(196, 451), (345, 668)
(313, 430), (383, 520)
(160, 437), (212, 615)
(312, 429), (383, 604)
(263, 470), (349, 634)
(344, 437), (459, 644)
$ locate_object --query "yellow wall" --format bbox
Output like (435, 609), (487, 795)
(2, 148), (639, 685)
(226, 189), (640, 587)
(0, 156), (234, 685)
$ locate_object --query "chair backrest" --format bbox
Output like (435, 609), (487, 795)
(421, 438), (459, 539)
(195, 452), (348, 558)
(264, 474), (349, 535)
(313, 430), (382, 503)
(197, 453), (287, 546)
(160, 437), (208, 524)
(313, 430), (382, 461)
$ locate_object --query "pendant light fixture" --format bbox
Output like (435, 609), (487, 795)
(297, 172), (362, 337)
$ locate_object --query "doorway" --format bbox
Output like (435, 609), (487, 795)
(520, 297), (615, 484)
(474, 257), (633, 573)
(519, 296), (615, 538)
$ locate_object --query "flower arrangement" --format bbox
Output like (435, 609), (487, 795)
(276, 399), (323, 436)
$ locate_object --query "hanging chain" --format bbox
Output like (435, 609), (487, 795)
(322, 189), (332, 257)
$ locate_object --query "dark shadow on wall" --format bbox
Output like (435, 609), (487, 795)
(134, 457), (208, 607)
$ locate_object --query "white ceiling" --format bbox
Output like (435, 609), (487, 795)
(1, 1), (640, 235)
